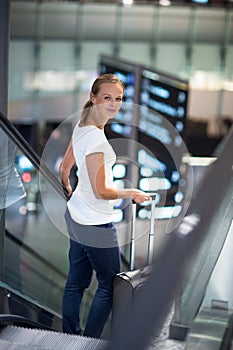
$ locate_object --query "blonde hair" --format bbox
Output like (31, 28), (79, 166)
(80, 73), (124, 123)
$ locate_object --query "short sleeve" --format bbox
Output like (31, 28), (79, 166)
(84, 129), (107, 156)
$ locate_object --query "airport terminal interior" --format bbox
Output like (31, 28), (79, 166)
(0, 0), (233, 348)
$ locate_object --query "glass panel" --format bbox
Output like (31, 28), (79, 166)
(3, 141), (68, 314)
(225, 46), (233, 80)
(230, 12), (233, 44)
(81, 42), (113, 70)
(192, 44), (221, 71)
(40, 41), (75, 71)
(120, 42), (150, 67)
(121, 6), (154, 41)
(179, 176), (233, 325)
(41, 2), (77, 40)
(160, 7), (191, 42)
(0, 119), (97, 322)
(82, 4), (117, 40)
(10, 2), (37, 39)
(171, 131), (233, 332)
(195, 8), (226, 43)
(9, 40), (35, 102)
(156, 43), (186, 75)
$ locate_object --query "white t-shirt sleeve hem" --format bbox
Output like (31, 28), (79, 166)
(84, 130), (107, 157)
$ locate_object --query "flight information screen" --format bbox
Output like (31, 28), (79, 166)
(98, 57), (190, 221)
(140, 68), (189, 134)
(137, 68), (189, 219)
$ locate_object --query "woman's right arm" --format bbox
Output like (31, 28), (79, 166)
(86, 152), (150, 204)
(59, 140), (75, 198)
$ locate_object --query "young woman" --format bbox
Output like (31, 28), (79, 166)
(60, 73), (149, 338)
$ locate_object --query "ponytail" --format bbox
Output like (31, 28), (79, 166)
(80, 99), (93, 124)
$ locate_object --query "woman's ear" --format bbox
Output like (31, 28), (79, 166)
(90, 92), (96, 105)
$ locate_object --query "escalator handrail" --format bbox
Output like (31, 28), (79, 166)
(0, 111), (68, 201)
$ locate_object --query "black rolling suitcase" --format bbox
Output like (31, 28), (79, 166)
(112, 194), (157, 330)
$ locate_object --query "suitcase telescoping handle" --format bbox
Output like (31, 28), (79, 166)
(129, 194), (156, 271)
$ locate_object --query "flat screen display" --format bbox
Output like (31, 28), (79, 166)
(137, 68), (189, 217)
(140, 68), (189, 134)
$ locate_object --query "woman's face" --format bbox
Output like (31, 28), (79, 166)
(90, 82), (124, 123)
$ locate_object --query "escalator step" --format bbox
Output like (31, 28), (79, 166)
(0, 325), (107, 349)
(0, 339), (47, 349)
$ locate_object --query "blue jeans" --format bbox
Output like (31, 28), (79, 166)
(62, 209), (121, 338)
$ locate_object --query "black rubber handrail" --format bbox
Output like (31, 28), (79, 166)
(0, 111), (68, 201)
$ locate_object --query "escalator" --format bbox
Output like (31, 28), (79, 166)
(0, 111), (108, 348)
(0, 111), (233, 349)
(0, 322), (107, 350)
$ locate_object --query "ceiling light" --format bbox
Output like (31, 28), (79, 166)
(123, 0), (133, 5)
(159, 0), (171, 6)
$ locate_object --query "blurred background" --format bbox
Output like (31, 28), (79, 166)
(0, 1), (233, 348)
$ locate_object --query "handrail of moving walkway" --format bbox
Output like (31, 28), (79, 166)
(0, 111), (68, 201)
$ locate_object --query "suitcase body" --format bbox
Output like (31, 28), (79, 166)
(112, 195), (156, 329)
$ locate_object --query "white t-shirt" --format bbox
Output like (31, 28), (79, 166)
(67, 124), (116, 225)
